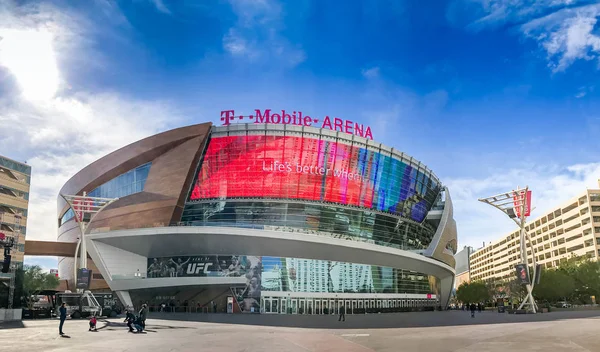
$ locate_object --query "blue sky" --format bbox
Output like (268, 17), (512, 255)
(2, 0), (600, 270)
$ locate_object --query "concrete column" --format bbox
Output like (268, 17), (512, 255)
(439, 275), (455, 309)
(115, 290), (134, 309)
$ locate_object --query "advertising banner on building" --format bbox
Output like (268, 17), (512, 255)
(148, 255), (263, 313)
(189, 135), (439, 222)
(147, 255), (255, 278)
(514, 264), (530, 285)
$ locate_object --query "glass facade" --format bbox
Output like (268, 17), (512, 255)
(140, 253), (439, 314)
(182, 200), (436, 250)
(262, 256), (436, 294)
(59, 163), (151, 226)
(87, 163), (151, 198)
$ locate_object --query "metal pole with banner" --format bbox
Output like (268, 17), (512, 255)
(479, 187), (538, 313)
(60, 193), (118, 292)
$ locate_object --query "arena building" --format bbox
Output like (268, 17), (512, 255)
(57, 117), (457, 315)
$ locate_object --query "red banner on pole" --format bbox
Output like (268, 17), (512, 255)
(513, 190), (532, 217)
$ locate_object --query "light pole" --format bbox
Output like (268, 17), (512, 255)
(478, 187), (537, 313)
(60, 192), (118, 291)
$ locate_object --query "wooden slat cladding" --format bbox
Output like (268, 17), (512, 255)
(57, 123), (211, 234)
(57, 123), (212, 217)
(25, 240), (77, 257)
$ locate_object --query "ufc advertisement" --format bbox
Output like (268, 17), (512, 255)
(147, 255), (254, 278)
(189, 135), (440, 222)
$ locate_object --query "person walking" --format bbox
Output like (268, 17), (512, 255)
(470, 303), (476, 318)
(138, 304), (148, 329)
(58, 303), (67, 335)
(338, 304), (346, 322)
(477, 303), (482, 313)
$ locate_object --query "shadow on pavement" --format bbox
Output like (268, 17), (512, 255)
(0, 321), (25, 330)
(97, 319), (194, 332)
(147, 309), (600, 329)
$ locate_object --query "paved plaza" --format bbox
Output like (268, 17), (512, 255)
(2, 310), (600, 352)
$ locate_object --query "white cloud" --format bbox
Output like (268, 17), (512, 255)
(223, 0), (305, 67)
(521, 4), (600, 72)
(453, 1), (600, 72)
(361, 67), (381, 79)
(0, 2), (183, 242)
(447, 162), (600, 249)
(150, 0), (171, 14)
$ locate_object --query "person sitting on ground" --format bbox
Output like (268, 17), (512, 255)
(133, 316), (144, 333)
(89, 315), (97, 331)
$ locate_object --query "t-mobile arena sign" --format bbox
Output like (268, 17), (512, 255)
(220, 109), (374, 140)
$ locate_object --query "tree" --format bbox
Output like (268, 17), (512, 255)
(558, 255), (600, 304)
(534, 268), (575, 304)
(456, 281), (490, 304)
(22, 265), (59, 310)
(505, 278), (527, 304)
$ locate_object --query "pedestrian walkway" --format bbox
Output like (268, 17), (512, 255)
(2, 310), (600, 351)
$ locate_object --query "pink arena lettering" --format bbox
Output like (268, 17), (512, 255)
(221, 109), (373, 140)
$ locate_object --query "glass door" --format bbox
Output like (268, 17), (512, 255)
(271, 298), (279, 313)
(280, 298), (287, 314)
(329, 300), (335, 314)
(307, 299), (314, 315)
(264, 298), (272, 313)
(315, 300), (321, 314)
(291, 299), (298, 314)
(299, 299), (306, 314)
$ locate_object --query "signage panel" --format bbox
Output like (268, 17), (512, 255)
(221, 109), (374, 140)
(514, 264), (530, 285)
(76, 268), (92, 289)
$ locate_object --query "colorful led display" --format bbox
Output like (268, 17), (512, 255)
(189, 135), (439, 222)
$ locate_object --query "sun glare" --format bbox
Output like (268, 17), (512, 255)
(0, 28), (60, 101)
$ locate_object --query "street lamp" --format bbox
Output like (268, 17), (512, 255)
(60, 192), (118, 291)
(478, 187), (538, 313)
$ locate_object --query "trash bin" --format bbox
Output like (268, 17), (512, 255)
(497, 306), (506, 313)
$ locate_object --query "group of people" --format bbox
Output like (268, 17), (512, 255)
(57, 302), (148, 336)
(124, 304), (148, 333)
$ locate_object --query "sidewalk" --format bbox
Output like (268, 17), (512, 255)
(148, 309), (600, 329)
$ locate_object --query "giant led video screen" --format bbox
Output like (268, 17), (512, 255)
(189, 135), (440, 222)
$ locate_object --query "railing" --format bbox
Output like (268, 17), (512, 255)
(0, 172), (28, 184)
(146, 305), (216, 314)
(0, 212), (27, 225)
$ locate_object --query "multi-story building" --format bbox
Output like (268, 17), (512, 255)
(470, 184), (600, 282)
(54, 121), (457, 316)
(0, 155), (31, 270)
(454, 246), (473, 289)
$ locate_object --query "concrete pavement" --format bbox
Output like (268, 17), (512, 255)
(1, 310), (600, 351)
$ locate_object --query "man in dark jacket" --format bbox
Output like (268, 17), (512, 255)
(59, 303), (67, 335)
(470, 303), (476, 318)
(124, 310), (135, 332)
(338, 304), (346, 322)
(138, 304), (148, 329)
